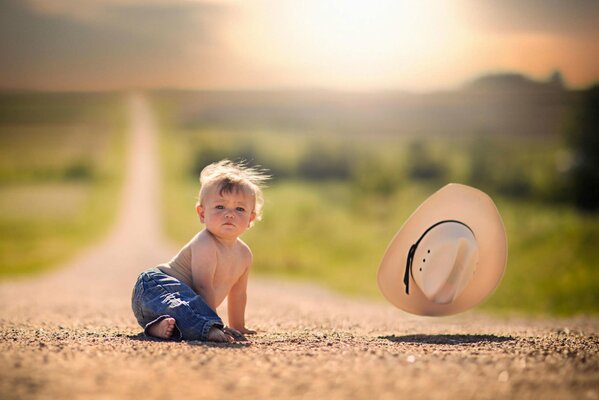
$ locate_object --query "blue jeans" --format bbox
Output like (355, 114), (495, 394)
(131, 267), (224, 340)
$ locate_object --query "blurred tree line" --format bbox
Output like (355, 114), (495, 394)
(185, 84), (598, 212)
(563, 85), (599, 212)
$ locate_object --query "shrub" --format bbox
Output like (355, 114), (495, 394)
(406, 140), (446, 182)
(297, 141), (354, 180)
(563, 85), (599, 212)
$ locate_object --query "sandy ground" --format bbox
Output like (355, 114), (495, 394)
(1, 93), (597, 400)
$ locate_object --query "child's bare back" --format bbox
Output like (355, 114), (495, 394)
(190, 230), (252, 311)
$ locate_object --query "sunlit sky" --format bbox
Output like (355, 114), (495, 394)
(1, 0), (598, 91)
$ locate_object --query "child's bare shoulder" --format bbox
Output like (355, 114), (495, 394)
(236, 239), (253, 265)
(190, 230), (218, 256)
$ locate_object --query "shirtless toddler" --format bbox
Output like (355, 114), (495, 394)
(131, 160), (269, 342)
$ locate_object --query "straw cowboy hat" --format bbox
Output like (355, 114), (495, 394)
(377, 183), (507, 316)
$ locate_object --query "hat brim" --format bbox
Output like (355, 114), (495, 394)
(377, 183), (507, 316)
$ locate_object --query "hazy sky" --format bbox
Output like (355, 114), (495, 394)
(1, 0), (598, 91)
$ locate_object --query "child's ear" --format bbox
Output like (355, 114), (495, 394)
(249, 211), (256, 227)
(196, 204), (205, 223)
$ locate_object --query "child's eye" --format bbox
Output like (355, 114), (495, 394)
(236, 207), (246, 212)
(215, 205), (224, 210)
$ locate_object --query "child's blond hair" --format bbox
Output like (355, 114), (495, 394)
(197, 160), (270, 225)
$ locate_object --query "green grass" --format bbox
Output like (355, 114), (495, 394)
(244, 181), (426, 297)
(0, 92), (126, 277)
(159, 165), (599, 316)
(485, 200), (599, 315)
(152, 93), (599, 316)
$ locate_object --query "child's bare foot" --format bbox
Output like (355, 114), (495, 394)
(207, 326), (234, 343)
(147, 317), (176, 339)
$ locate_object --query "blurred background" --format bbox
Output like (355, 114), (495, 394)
(0, 0), (597, 316)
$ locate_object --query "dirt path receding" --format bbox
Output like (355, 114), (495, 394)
(0, 93), (597, 400)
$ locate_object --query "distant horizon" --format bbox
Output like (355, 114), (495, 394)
(0, 69), (594, 94)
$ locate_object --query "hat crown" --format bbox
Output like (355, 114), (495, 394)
(377, 183), (507, 316)
(411, 222), (479, 304)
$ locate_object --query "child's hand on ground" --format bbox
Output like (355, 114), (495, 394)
(206, 326), (234, 343)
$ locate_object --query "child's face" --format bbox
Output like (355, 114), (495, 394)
(197, 187), (256, 240)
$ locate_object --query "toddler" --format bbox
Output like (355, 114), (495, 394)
(131, 160), (269, 342)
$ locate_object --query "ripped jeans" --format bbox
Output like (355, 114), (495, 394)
(131, 267), (223, 340)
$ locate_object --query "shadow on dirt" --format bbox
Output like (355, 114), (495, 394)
(381, 334), (515, 345)
(127, 333), (251, 348)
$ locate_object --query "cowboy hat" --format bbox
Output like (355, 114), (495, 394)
(377, 183), (507, 316)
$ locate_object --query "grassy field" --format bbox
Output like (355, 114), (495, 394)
(153, 91), (598, 316)
(0, 92), (126, 277)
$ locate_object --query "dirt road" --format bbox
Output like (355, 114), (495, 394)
(1, 93), (597, 400)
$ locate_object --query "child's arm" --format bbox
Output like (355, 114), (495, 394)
(227, 266), (253, 333)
